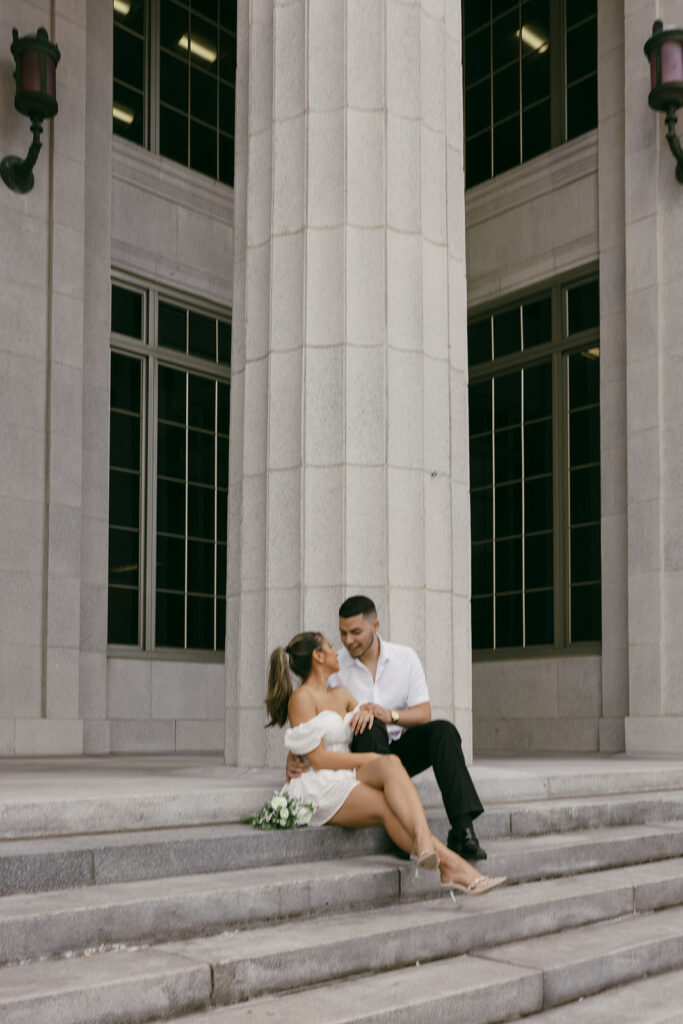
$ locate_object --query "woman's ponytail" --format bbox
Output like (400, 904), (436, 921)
(265, 646), (292, 727)
(264, 631), (323, 727)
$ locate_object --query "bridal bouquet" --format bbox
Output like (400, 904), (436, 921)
(245, 791), (316, 830)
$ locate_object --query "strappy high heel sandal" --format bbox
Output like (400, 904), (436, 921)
(410, 849), (440, 876)
(442, 875), (507, 902)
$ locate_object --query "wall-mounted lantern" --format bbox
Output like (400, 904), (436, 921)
(644, 20), (683, 184)
(0, 28), (61, 194)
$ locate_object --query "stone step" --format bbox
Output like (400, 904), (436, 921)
(0, 947), (541, 1024)
(4, 821), (683, 965)
(4, 788), (683, 896)
(141, 903), (683, 1024)
(5, 759), (683, 840)
(3, 858), (683, 1022)
(508, 966), (683, 1022)
(155, 858), (683, 1006)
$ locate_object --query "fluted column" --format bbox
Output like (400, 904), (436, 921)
(227, 0), (471, 766)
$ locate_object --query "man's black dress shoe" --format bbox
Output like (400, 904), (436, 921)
(447, 825), (487, 861)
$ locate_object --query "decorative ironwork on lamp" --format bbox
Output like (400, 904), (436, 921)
(1, 27), (61, 194)
(644, 20), (683, 184)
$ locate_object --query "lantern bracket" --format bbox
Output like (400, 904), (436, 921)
(0, 116), (44, 194)
(0, 28), (60, 194)
(664, 105), (683, 183)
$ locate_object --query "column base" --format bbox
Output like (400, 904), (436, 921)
(626, 716), (683, 754)
(14, 719), (84, 756)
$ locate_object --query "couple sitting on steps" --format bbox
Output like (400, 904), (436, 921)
(265, 595), (506, 896)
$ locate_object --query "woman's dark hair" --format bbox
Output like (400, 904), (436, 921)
(265, 631), (323, 727)
(338, 594), (377, 619)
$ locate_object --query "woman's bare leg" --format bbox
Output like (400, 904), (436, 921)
(355, 755), (433, 857)
(331, 774), (487, 888)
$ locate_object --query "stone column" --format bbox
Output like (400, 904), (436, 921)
(624, 0), (683, 752)
(227, 0), (471, 766)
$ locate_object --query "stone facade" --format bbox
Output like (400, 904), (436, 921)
(0, 0), (682, 759)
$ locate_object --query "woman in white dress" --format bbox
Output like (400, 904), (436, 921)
(266, 631), (506, 895)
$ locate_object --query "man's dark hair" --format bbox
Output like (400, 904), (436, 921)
(339, 595), (377, 620)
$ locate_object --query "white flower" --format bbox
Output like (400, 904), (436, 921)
(271, 795), (287, 810)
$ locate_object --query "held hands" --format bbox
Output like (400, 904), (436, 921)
(350, 702), (390, 735)
(285, 750), (310, 781)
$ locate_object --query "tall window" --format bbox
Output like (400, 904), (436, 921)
(113, 0), (237, 186)
(463, 0), (597, 188)
(468, 274), (600, 653)
(108, 282), (231, 652)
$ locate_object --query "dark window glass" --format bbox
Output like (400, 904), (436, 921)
(522, 99), (551, 161)
(114, 26), (144, 90)
(161, 0), (188, 51)
(157, 477), (186, 535)
(160, 106), (189, 165)
(157, 534), (185, 590)
(217, 436), (229, 487)
(495, 481), (522, 538)
(113, 82), (144, 144)
(495, 372), (522, 428)
(190, 120), (217, 177)
(494, 117), (520, 175)
(468, 318), (493, 366)
(470, 434), (493, 488)
(493, 308), (521, 358)
(468, 277), (600, 652)
(525, 475), (552, 532)
(219, 133), (235, 186)
(525, 531), (553, 588)
(115, 0), (145, 34)
(569, 350), (600, 408)
(571, 582), (601, 642)
(189, 374), (215, 430)
(522, 297), (551, 349)
(110, 469), (140, 530)
(188, 539), (214, 593)
(569, 407), (600, 467)
(496, 593), (523, 647)
(217, 381), (230, 435)
(566, 18), (597, 85)
(187, 595), (214, 648)
(188, 429), (215, 485)
(217, 544), (226, 595)
(109, 527), (140, 587)
(218, 322), (232, 366)
(189, 312), (217, 361)
(523, 361), (552, 419)
(567, 281), (600, 334)
(496, 537), (522, 591)
(495, 427), (522, 483)
(524, 418), (552, 476)
(188, 483), (215, 537)
(217, 490), (228, 543)
(494, 65), (519, 122)
(158, 365), (187, 425)
(472, 542), (493, 596)
(570, 465), (600, 525)
(463, 0), (597, 186)
(155, 591), (185, 647)
(525, 589), (554, 645)
(220, 81), (235, 135)
(570, 523), (601, 583)
(472, 596), (494, 649)
(111, 350), (142, 412)
(216, 595), (226, 650)
(159, 302), (187, 352)
(469, 380), (492, 435)
(158, 421), (186, 480)
(108, 588), (139, 645)
(110, 411), (141, 472)
(191, 67), (217, 123)
(160, 51), (189, 111)
(112, 287), (143, 340)
(471, 489), (494, 542)
(567, 75), (597, 140)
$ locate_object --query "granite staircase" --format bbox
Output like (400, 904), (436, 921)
(2, 760), (683, 1023)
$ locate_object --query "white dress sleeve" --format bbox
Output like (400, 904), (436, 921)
(284, 717), (325, 756)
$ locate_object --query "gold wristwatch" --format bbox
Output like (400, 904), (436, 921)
(390, 710), (400, 724)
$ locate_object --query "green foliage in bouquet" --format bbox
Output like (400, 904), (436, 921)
(243, 791), (316, 830)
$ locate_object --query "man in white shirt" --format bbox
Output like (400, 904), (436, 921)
(332, 595), (486, 861)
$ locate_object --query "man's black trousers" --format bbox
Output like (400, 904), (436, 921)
(350, 719), (483, 828)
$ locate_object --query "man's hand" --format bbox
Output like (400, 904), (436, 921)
(286, 750), (309, 781)
(350, 702), (392, 734)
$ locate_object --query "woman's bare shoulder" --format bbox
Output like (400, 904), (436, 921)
(288, 686), (318, 725)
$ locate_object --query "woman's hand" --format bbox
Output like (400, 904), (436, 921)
(350, 705), (376, 735)
(285, 750), (309, 781)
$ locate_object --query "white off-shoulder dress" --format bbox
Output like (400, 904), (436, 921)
(283, 709), (361, 826)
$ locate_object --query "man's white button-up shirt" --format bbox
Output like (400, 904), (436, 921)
(328, 637), (430, 742)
